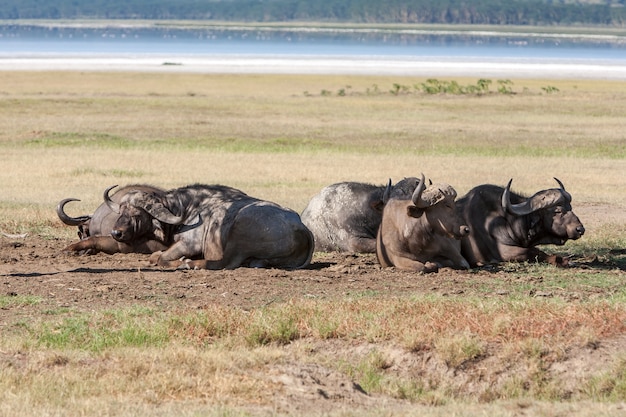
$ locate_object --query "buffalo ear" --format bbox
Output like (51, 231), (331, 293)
(407, 205), (424, 218)
(371, 199), (385, 213)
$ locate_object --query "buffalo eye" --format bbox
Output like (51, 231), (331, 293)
(554, 207), (563, 215)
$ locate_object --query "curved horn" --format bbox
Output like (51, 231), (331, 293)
(104, 185), (120, 214)
(411, 173), (428, 208)
(554, 177), (566, 191)
(382, 178), (392, 204)
(503, 179), (571, 216)
(135, 196), (186, 225)
(56, 198), (91, 226)
(502, 178), (533, 216)
(553, 177), (573, 204)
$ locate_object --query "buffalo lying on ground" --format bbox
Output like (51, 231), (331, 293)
(301, 177), (419, 253)
(376, 174), (470, 273)
(102, 183), (314, 270)
(59, 184), (169, 254)
(455, 178), (585, 267)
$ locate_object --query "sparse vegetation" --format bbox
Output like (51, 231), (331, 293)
(0, 71), (624, 416)
(312, 78), (532, 97)
(542, 85), (561, 94)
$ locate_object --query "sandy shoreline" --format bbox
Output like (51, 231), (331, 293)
(2, 55), (626, 80)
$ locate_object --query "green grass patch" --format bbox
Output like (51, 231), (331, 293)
(69, 167), (150, 178)
(24, 132), (133, 148)
(18, 296), (625, 353)
(0, 294), (42, 309)
(583, 358), (626, 401)
(33, 307), (169, 352)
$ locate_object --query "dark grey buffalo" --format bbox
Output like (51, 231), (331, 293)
(59, 184), (169, 254)
(455, 178), (585, 267)
(301, 177), (420, 253)
(102, 183), (314, 270)
(376, 174), (470, 273)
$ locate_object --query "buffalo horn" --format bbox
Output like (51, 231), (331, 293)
(502, 179), (535, 216)
(503, 178), (571, 216)
(136, 196), (185, 225)
(56, 198), (91, 226)
(104, 185), (121, 214)
(411, 173), (428, 208)
(554, 177), (566, 191)
(382, 178), (392, 204)
(554, 177), (573, 203)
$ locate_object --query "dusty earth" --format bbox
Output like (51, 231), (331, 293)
(2, 203), (623, 313)
(1, 203), (625, 414)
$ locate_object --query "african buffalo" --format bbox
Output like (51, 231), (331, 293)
(455, 178), (585, 267)
(376, 174), (470, 273)
(60, 184), (170, 254)
(105, 183), (314, 270)
(301, 177), (420, 253)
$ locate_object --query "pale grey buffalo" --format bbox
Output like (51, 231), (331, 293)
(301, 177), (420, 253)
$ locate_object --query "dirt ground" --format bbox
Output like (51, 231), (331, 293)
(1, 203), (625, 414)
(1, 235), (620, 316)
(2, 203), (623, 313)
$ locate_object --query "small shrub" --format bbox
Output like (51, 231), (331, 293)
(497, 79), (514, 94)
(477, 78), (492, 92)
(420, 79), (444, 94)
(542, 85), (560, 94)
(366, 83), (380, 95)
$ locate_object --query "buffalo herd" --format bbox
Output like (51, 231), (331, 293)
(58, 175), (584, 272)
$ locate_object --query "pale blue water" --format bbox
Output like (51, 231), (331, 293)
(1, 24), (624, 62)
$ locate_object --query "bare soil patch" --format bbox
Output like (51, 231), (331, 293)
(1, 227), (626, 414)
(1, 235), (508, 315)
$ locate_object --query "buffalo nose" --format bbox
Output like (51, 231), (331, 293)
(111, 229), (123, 240)
(577, 226), (585, 236)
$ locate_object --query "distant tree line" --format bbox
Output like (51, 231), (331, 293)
(2, 0), (625, 26)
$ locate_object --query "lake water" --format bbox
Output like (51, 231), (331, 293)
(1, 24), (625, 79)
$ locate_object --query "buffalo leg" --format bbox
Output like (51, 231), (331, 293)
(150, 241), (204, 268)
(63, 236), (127, 255)
(435, 240), (471, 270)
(150, 251), (185, 268)
(391, 257), (439, 273)
(178, 258), (241, 270)
(64, 236), (165, 255)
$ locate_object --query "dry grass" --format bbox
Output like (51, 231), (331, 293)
(2, 298), (626, 414)
(0, 72), (624, 235)
(0, 71), (625, 416)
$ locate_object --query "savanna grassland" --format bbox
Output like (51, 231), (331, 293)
(0, 71), (625, 417)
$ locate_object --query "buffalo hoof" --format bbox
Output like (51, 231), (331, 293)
(149, 251), (163, 265)
(176, 259), (193, 270)
(423, 261), (439, 273)
(149, 251), (187, 268)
